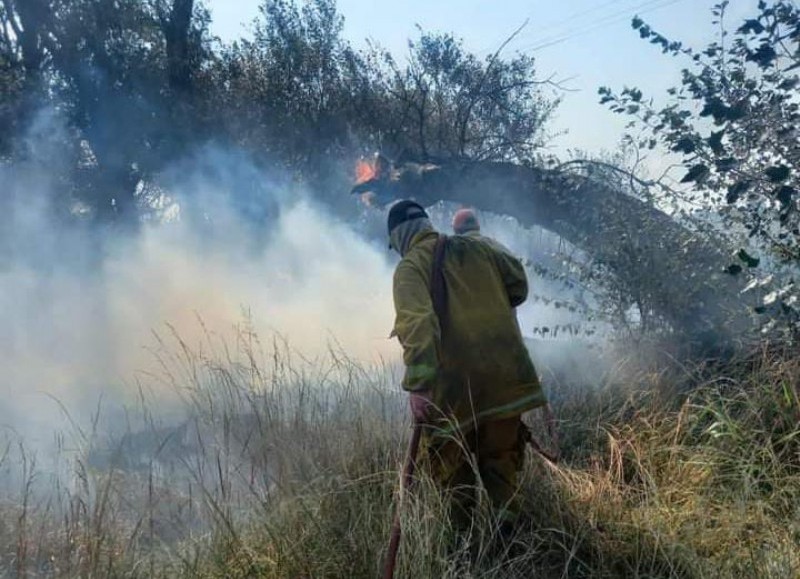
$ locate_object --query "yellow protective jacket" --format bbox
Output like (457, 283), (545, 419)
(392, 230), (547, 433)
(461, 229), (515, 258)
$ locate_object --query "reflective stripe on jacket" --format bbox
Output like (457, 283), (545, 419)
(392, 230), (547, 433)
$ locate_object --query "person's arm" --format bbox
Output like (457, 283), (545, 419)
(491, 246), (529, 307)
(392, 260), (440, 392)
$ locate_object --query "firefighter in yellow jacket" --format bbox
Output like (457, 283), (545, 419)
(388, 200), (548, 528)
(452, 207), (516, 257)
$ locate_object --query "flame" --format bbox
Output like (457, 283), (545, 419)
(355, 158), (377, 185)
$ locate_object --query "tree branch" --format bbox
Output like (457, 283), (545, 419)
(554, 159), (657, 189)
(1, 0), (21, 41)
(457, 20), (529, 155)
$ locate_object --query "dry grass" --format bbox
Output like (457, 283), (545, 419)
(1, 330), (798, 578)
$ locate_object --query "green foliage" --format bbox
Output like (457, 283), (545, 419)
(0, 0), (557, 220)
(599, 1), (800, 337)
(205, 0), (370, 190)
(599, 1), (800, 261)
(374, 30), (558, 163)
(0, 0), (214, 221)
(0, 54), (23, 157)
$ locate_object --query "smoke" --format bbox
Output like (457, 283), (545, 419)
(1, 111), (614, 453)
(0, 118), (399, 448)
(427, 203), (612, 391)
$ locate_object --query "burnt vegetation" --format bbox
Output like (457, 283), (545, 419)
(0, 1), (799, 577)
(1, 0), (797, 344)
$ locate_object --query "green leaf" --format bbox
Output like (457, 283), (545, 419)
(747, 43), (778, 68)
(715, 157), (737, 172)
(765, 165), (790, 183)
(707, 130), (725, 155)
(700, 98), (728, 122)
(680, 164), (709, 184)
(725, 104), (747, 122)
(775, 186), (796, 208)
(738, 19), (765, 34)
(726, 181), (750, 203)
(737, 249), (760, 268)
(701, 99), (746, 124)
(672, 136), (695, 154)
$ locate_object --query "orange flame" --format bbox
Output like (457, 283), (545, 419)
(355, 158), (377, 185)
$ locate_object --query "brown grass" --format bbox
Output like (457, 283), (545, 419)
(0, 330), (797, 578)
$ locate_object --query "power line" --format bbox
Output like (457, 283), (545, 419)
(516, 0), (680, 53)
(515, 0), (687, 54)
(523, 0), (687, 53)
(478, 0), (638, 56)
(520, 0), (635, 41)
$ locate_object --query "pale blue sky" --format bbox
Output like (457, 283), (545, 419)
(206, 0), (756, 166)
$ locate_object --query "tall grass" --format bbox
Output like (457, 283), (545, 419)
(1, 329), (797, 578)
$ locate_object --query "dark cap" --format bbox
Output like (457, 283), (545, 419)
(387, 200), (428, 235)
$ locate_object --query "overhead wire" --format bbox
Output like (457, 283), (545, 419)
(520, 0), (634, 39)
(532, 0), (681, 45)
(477, 0), (634, 56)
(514, 0), (689, 54)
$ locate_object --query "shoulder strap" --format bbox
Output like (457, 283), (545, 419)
(430, 234), (449, 331)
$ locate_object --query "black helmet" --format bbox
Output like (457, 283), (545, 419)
(387, 200), (428, 236)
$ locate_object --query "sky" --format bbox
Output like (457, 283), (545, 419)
(206, 0), (758, 170)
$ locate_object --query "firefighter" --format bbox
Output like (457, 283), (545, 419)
(388, 200), (548, 530)
(452, 207), (481, 236)
(452, 207), (516, 257)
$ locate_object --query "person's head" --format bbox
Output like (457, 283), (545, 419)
(387, 200), (433, 256)
(452, 208), (480, 234)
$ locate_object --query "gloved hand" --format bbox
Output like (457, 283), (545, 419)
(409, 390), (434, 423)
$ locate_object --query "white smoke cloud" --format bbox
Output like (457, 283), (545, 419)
(427, 202), (612, 392)
(1, 131), (400, 447)
(0, 112), (614, 453)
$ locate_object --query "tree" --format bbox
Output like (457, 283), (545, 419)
(599, 1), (799, 336)
(353, 153), (751, 350)
(204, 2), (559, 208)
(0, 0), (212, 223)
(0, 4), (24, 156)
(369, 29), (558, 164)
(206, 0), (368, 189)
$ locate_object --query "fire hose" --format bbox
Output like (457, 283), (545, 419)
(525, 403), (560, 463)
(383, 233), (560, 576)
(382, 422), (423, 579)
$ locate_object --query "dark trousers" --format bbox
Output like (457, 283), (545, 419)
(419, 416), (526, 527)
